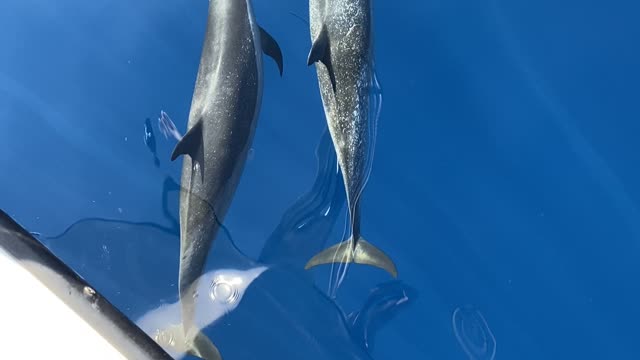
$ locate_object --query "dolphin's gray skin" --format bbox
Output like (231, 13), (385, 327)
(169, 0), (283, 353)
(305, 0), (397, 277)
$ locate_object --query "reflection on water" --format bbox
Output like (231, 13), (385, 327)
(259, 128), (344, 273)
(144, 117), (160, 168)
(348, 280), (416, 352)
(137, 267), (268, 360)
(40, 217), (180, 313)
(158, 110), (183, 142)
(452, 305), (496, 360)
(35, 128), (416, 359)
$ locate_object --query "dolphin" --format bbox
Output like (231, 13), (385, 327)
(305, 0), (397, 278)
(29, 211), (417, 360)
(169, 0), (283, 350)
(31, 124), (415, 358)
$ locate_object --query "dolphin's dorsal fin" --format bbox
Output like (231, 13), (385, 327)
(259, 26), (284, 76)
(307, 26), (336, 93)
(170, 120), (205, 181)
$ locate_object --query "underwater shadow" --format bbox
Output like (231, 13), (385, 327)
(35, 128), (417, 359)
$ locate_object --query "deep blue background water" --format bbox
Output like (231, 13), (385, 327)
(2, 0), (640, 359)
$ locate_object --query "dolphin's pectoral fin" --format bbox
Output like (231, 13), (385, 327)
(304, 236), (398, 278)
(259, 26), (284, 76)
(307, 26), (337, 93)
(170, 120), (205, 181)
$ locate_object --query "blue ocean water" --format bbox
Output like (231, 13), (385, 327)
(2, 0), (640, 359)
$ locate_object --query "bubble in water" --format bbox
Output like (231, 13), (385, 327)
(452, 305), (496, 360)
(248, 148), (255, 161)
(100, 245), (111, 268)
(210, 277), (239, 304)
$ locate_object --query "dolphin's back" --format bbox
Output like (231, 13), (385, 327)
(310, 0), (372, 201)
(175, 0), (263, 336)
(180, 0), (261, 256)
(306, 0), (398, 279)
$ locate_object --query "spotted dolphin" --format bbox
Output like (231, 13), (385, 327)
(305, 0), (397, 278)
(169, 0), (283, 351)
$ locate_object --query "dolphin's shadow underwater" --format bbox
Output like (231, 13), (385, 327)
(38, 129), (416, 359)
(258, 126), (345, 271)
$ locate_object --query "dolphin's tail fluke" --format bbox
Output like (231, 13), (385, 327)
(153, 324), (222, 360)
(188, 329), (222, 360)
(304, 236), (398, 278)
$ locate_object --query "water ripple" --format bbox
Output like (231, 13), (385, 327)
(452, 305), (496, 360)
